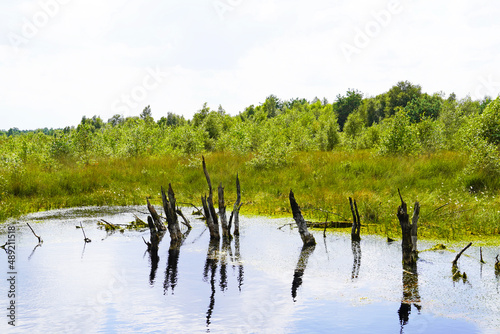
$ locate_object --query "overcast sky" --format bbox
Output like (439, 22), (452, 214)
(1, 0), (499, 130)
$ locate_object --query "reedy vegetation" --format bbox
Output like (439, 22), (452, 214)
(1, 81), (499, 240)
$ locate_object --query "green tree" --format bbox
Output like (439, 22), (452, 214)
(384, 81), (422, 117)
(336, 89), (363, 131)
(140, 105), (154, 123)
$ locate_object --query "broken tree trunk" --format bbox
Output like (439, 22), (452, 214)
(289, 190), (316, 247)
(202, 195), (220, 240)
(147, 198), (167, 232)
(161, 184), (183, 246)
(397, 189), (419, 267)
(349, 197), (361, 241)
(202, 156), (220, 240)
(229, 173), (242, 236)
(218, 183), (230, 239)
(452, 242), (472, 267)
(176, 209), (192, 230)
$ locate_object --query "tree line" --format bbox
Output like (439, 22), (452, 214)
(1, 81), (499, 185)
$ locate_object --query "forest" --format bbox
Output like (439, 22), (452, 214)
(1, 80), (499, 240)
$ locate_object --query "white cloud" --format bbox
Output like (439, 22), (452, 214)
(1, 0), (500, 130)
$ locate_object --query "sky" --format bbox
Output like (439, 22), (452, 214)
(1, 0), (499, 130)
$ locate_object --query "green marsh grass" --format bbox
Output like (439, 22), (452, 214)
(1, 151), (499, 241)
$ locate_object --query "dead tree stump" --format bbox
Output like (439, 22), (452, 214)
(218, 183), (230, 239)
(202, 195), (220, 240)
(161, 184), (183, 247)
(349, 197), (361, 241)
(397, 189), (419, 267)
(289, 190), (316, 247)
(147, 198), (167, 232)
(202, 156), (220, 241)
(229, 174), (242, 236)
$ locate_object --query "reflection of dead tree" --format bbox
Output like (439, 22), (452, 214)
(163, 248), (180, 294)
(146, 216), (164, 285)
(349, 197), (361, 241)
(495, 255), (500, 276)
(289, 190), (316, 247)
(203, 239), (219, 329)
(397, 189), (419, 267)
(234, 235), (244, 292)
(28, 243), (42, 261)
(351, 241), (361, 280)
(398, 264), (421, 329)
(291, 244), (316, 301)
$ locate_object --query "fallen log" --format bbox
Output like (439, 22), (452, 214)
(289, 190), (316, 247)
(397, 189), (419, 267)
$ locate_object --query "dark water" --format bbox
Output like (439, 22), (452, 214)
(0, 206), (499, 333)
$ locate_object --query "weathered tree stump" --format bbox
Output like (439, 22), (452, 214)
(147, 198), (167, 232)
(229, 173), (242, 236)
(397, 189), (419, 267)
(202, 195), (220, 240)
(289, 190), (316, 247)
(218, 183), (230, 239)
(202, 156), (220, 241)
(349, 197), (361, 241)
(161, 184), (183, 247)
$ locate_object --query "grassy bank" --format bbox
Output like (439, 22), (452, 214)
(1, 151), (499, 240)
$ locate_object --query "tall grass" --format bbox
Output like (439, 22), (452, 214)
(1, 151), (499, 240)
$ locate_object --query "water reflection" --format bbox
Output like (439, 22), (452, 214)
(147, 231), (165, 285)
(398, 263), (421, 329)
(234, 235), (244, 292)
(204, 239), (219, 329)
(28, 242), (42, 261)
(351, 241), (361, 280)
(292, 244), (316, 301)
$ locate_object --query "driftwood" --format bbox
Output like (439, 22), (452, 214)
(289, 190), (316, 247)
(79, 222), (91, 243)
(452, 242), (472, 266)
(229, 174), (242, 236)
(27, 223), (43, 244)
(397, 189), (419, 267)
(349, 197), (361, 241)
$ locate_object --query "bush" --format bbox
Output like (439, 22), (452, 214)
(379, 108), (420, 155)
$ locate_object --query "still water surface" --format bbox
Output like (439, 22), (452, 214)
(0, 206), (499, 333)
